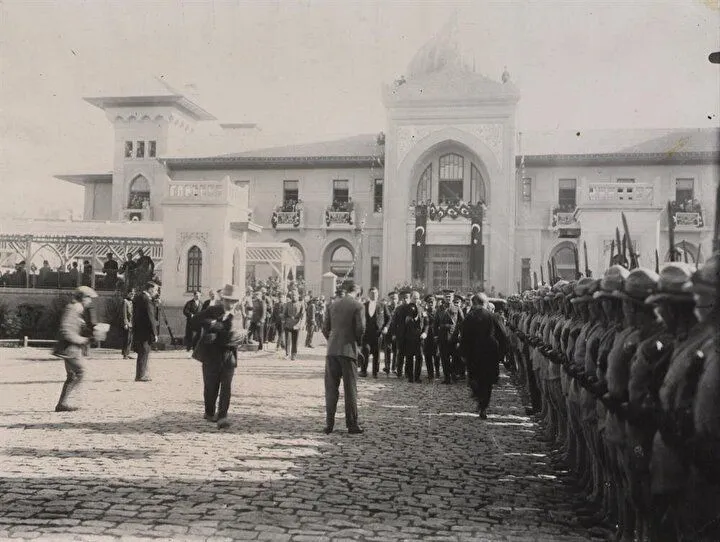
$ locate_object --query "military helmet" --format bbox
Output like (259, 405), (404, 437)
(645, 262), (694, 305)
(682, 252), (719, 303)
(571, 277), (596, 304)
(593, 265), (630, 299)
(614, 268), (659, 302)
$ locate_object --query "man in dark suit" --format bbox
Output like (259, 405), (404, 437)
(398, 290), (429, 383)
(247, 290), (266, 350)
(283, 290), (305, 360)
(201, 289), (217, 311)
(361, 286), (390, 378)
(322, 280), (366, 435)
(183, 290), (202, 354)
(304, 295), (317, 348)
(132, 281), (159, 382)
(191, 284), (247, 429)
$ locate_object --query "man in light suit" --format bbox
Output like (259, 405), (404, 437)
(132, 281), (159, 382)
(322, 280), (366, 435)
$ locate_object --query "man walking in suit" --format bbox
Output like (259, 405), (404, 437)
(283, 290), (305, 360)
(304, 295), (317, 348)
(322, 280), (366, 435)
(183, 291), (202, 354)
(191, 284), (247, 429)
(362, 286), (390, 378)
(247, 290), (266, 350)
(121, 288), (135, 359)
(132, 281), (159, 382)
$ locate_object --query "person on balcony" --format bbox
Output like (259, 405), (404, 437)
(103, 253), (119, 287)
(69, 261), (81, 287)
(119, 254), (136, 289)
(38, 260), (53, 287)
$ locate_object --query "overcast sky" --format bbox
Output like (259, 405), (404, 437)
(1, 0), (718, 218)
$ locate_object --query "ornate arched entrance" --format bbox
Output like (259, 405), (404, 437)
(323, 239), (355, 281)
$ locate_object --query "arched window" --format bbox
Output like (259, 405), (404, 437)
(283, 239), (305, 280)
(186, 246), (202, 292)
(128, 176), (151, 209)
(416, 164), (432, 203)
(438, 153), (464, 204)
(550, 243), (577, 281)
(470, 164), (486, 204)
(330, 245), (354, 279)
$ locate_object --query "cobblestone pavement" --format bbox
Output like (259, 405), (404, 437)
(0, 345), (609, 541)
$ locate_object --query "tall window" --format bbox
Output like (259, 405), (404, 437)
(617, 178), (636, 183)
(332, 180), (349, 204)
(186, 246), (202, 292)
(438, 153), (464, 204)
(558, 178), (577, 211)
(675, 178), (694, 203)
(136, 141), (145, 159)
(371, 256), (380, 288)
(148, 141), (157, 158)
(373, 179), (383, 213)
(470, 164), (486, 204)
(124, 141), (133, 158)
(521, 177), (532, 202)
(330, 245), (354, 278)
(283, 180), (299, 206)
(416, 164), (432, 203)
(128, 176), (151, 209)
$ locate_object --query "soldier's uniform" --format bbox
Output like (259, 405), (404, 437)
(423, 295), (440, 379)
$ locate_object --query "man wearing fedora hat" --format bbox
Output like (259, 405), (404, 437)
(53, 286), (98, 412)
(191, 284), (247, 429)
(322, 279), (365, 434)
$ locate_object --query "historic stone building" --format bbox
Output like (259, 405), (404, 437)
(1, 25), (718, 330)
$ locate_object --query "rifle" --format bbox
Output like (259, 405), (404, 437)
(621, 212), (639, 269)
(533, 271), (539, 289)
(573, 244), (581, 279)
(654, 249), (660, 274)
(615, 227), (623, 266)
(609, 239), (615, 267)
(583, 241), (591, 277)
(667, 201), (676, 262)
(540, 266), (545, 285)
(551, 256), (559, 284)
(682, 240), (689, 264)
(547, 261), (553, 286)
(622, 233), (628, 268)
(695, 243), (702, 271)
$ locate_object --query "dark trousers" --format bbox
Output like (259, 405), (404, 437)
(275, 322), (285, 348)
(362, 333), (381, 375)
(324, 355), (359, 429)
(57, 355), (84, 407)
(405, 349), (422, 382)
(248, 321), (264, 350)
(184, 322), (197, 351)
(470, 378), (494, 410)
(135, 341), (151, 380)
(438, 340), (455, 381)
(284, 329), (299, 357)
(525, 350), (542, 411)
(383, 335), (395, 373)
(423, 338), (438, 378)
(202, 362), (235, 418)
(305, 326), (314, 347)
(122, 327), (133, 357)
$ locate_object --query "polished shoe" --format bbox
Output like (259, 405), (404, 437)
(347, 425), (364, 435)
(55, 404), (79, 412)
(204, 413), (218, 422)
(479, 409), (488, 420)
(135, 376), (152, 382)
(323, 424), (334, 434)
(217, 417), (230, 429)
(372, 373), (378, 378)
(359, 371), (368, 377)
(290, 355), (296, 361)
(383, 367), (390, 374)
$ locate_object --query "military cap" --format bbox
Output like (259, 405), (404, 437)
(613, 268), (659, 302)
(424, 294), (435, 303)
(593, 265), (630, 299)
(682, 252), (719, 297)
(442, 289), (455, 295)
(398, 287), (411, 295)
(645, 262), (694, 305)
(454, 294), (465, 302)
(571, 277), (599, 304)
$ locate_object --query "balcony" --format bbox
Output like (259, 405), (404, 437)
(670, 200), (704, 231)
(583, 182), (654, 208)
(271, 210), (302, 229)
(324, 202), (355, 230)
(551, 206), (581, 238)
(120, 208), (152, 222)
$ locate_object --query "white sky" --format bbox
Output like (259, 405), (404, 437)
(1, 0), (718, 218)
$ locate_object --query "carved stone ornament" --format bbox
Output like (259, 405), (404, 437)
(177, 231), (209, 254)
(396, 124), (503, 169)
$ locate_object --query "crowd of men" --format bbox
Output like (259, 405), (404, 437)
(503, 253), (719, 541)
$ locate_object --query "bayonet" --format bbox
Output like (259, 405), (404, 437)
(682, 240), (688, 264)
(533, 271), (539, 289)
(667, 201), (676, 262)
(621, 212), (638, 269)
(547, 261), (552, 285)
(615, 227), (623, 266)
(573, 244), (581, 279)
(609, 239), (615, 267)
(540, 266), (545, 285)
(655, 249), (660, 274)
(696, 243), (702, 271)
(583, 241), (591, 277)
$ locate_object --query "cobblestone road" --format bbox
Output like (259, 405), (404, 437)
(0, 345), (608, 541)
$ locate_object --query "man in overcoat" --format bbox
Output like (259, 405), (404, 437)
(132, 281), (159, 382)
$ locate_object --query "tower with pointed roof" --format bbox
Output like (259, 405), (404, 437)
(381, 19), (521, 293)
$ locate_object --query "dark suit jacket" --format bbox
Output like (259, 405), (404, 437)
(183, 299), (202, 332)
(283, 301), (305, 330)
(132, 292), (157, 345)
(397, 303), (429, 352)
(363, 300), (390, 345)
(323, 296), (365, 360)
(191, 306), (246, 367)
(251, 298), (266, 323)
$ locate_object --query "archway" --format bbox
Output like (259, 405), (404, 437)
(323, 239), (355, 280)
(665, 241), (701, 264)
(282, 239), (305, 280)
(549, 241), (578, 281)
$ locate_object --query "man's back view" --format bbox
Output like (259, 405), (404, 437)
(322, 281), (366, 434)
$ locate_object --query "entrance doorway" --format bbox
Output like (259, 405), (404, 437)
(426, 245), (469, 291)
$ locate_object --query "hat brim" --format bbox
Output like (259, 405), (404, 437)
(593, 290), (617, 299)
(645, 292), (694, 305)
(221, 295), (241, 301)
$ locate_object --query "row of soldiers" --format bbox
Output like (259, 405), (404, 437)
(505, 253), (719, 541)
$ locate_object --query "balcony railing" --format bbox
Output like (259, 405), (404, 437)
(324, 207), (355, 228)
(674, 211), (704, 229)
(584, 182), (654, 206)
(551, 208), (581, 238)
(121, 208), (152, 222)
(271, 210), (302, 229)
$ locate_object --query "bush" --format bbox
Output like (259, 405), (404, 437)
(0, 303), (22, 339)
(15, 303), (45, 339)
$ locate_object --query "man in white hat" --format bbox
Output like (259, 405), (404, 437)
(191, 284), (247, 429)
(53, 286), (98, 412)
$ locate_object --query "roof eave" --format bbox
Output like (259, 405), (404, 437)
(162, 155), (385, 171)
(54, 174), (113, 186)
(518, 151), (720, 167)
(83, 95), (215, 121)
